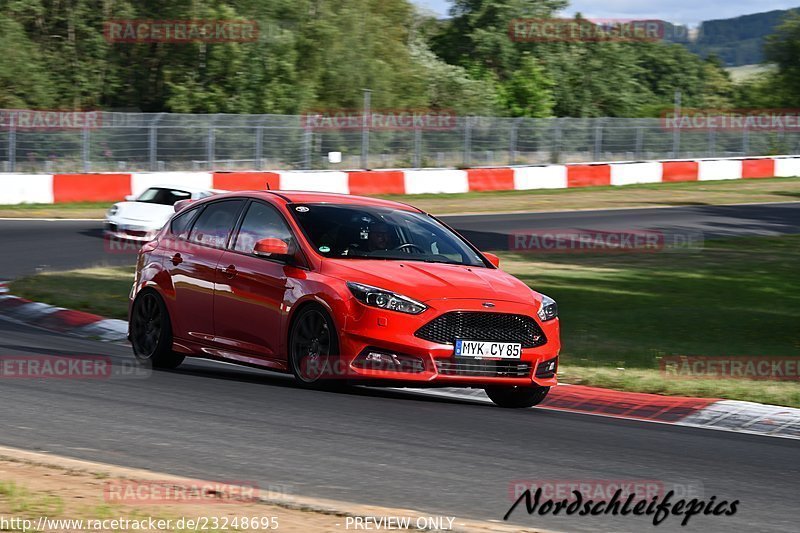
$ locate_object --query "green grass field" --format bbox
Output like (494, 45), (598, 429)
(497, 236), (800, 406)
(9, 235), (799, 406)
(9, 266), (133, 320)
(502, 236), (800, 367)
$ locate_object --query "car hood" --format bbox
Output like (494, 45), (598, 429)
(109, 202), (174, 226)
(322, 259), (537, 305)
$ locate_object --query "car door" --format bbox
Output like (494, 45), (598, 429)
(165, 199), (245, 342)
(213, 200), (299, 362)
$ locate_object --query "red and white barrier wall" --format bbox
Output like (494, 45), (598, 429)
(2, 155), (800, 204)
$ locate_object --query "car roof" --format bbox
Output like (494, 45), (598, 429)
(142, 184), (214, 194)
(213, 190), (423, 212)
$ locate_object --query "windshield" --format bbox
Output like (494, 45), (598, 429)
(290, 204), (486, 267)
(136, 188), (192, 205)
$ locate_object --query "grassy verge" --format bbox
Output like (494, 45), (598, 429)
(9, 266), (134, 320)
(0, 201), (112, 219)
(2, 177), (800, 218)
(7, 236), (800, 406)
(496, 235), (800, 406)
(378, 176), (800, 214)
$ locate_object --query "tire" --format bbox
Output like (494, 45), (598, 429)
(130, 291), (185, 370)
(484, 385), (550, 408)
(288, 305), (341, 387)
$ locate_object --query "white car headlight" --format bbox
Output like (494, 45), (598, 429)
(347, 282), (427, 315)
(107, 205), (119, 217)
(537, 293), (558, 322)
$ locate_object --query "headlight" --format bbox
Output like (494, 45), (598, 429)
(107, 205), (119, 217)
(347, 282), (427, 315)
(537, 294), (558, 322)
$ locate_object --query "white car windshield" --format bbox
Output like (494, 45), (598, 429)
(137, 188), (192, 205)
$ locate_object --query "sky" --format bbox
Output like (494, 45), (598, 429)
(415, 1), (800, 26)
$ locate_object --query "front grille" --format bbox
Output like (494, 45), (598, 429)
(415, 312), (546, 348)
(436, 359), (532, 377)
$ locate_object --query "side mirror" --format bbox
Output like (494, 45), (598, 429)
(125, 194), (137, 201)
(483, 252), (501, 268)
(254, 238), (290, 258)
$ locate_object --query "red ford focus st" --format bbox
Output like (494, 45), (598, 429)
(129, 191), (560, 408)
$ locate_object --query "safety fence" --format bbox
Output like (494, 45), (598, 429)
(2, 113), (798, 174)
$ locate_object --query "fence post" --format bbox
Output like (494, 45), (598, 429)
(8, 121), (15, 172)
(303, 128), (312, 170)
(551, 118), (562, 164)
(413, 126), (421, 168)
(255, 124), (264, 170)
(82, 122), (90, 172)
(742, 124), (749, 155)
(635, 125), (643, 159)
(463, 116), (472, 167)
(361, 89), (371, 169)
(709, 127), (716, 157)
(149, 113), (165, 172)
(672, 120), (681, 158)
(206, 117), (216, 171)
(509, 118), (520, 165)
(593, 119), (603, 160)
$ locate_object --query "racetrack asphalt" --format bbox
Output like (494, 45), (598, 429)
(0, 202), (798, 532)
(1, 201), (798, 279)
(0, 318), (797, 532)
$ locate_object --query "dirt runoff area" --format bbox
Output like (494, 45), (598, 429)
(0, 446), (545, 533)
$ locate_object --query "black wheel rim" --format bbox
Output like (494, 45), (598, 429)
(291, 310), (332, 382)
(131, 293), (162, 358)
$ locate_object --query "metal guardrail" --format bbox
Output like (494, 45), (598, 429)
(1, 113), (798, 173)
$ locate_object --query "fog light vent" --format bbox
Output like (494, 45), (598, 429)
(535, 357), (558, 379)
(353, 350), (425, 373)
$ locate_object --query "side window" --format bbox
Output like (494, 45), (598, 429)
(189, 200), (245, 249)
(233, 202), (294, 254)
(170, 207), (201, 240)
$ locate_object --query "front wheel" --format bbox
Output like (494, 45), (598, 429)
(130, 291), (185, 369)
(288, 305), (341, 387)
(484, 385), (550, 408)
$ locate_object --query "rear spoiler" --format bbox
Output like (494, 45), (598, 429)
(173, 189), (228, 212)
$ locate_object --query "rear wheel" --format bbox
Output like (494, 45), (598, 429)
(130, 291), (185, 369)
(289, 305), (341, 387)
(485, 385), (549, 408)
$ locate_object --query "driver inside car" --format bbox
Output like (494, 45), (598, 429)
(367, 222), (392, 251)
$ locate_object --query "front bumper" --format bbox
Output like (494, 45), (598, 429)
(336, 298), (560, 388)
(104, 220), (159, 242)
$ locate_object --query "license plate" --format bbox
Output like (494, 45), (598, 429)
(454, 339), (522, 359)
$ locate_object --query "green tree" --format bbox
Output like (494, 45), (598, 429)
(0, 13), (53, 107)
(764, 12), (800, 106)
(497, 52), (553, 116)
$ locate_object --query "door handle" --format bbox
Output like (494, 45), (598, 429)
(219, 264), (237, 279)
(171, 253), (183, 266)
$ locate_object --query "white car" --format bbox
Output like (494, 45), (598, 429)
(105, 185), (217, 242)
